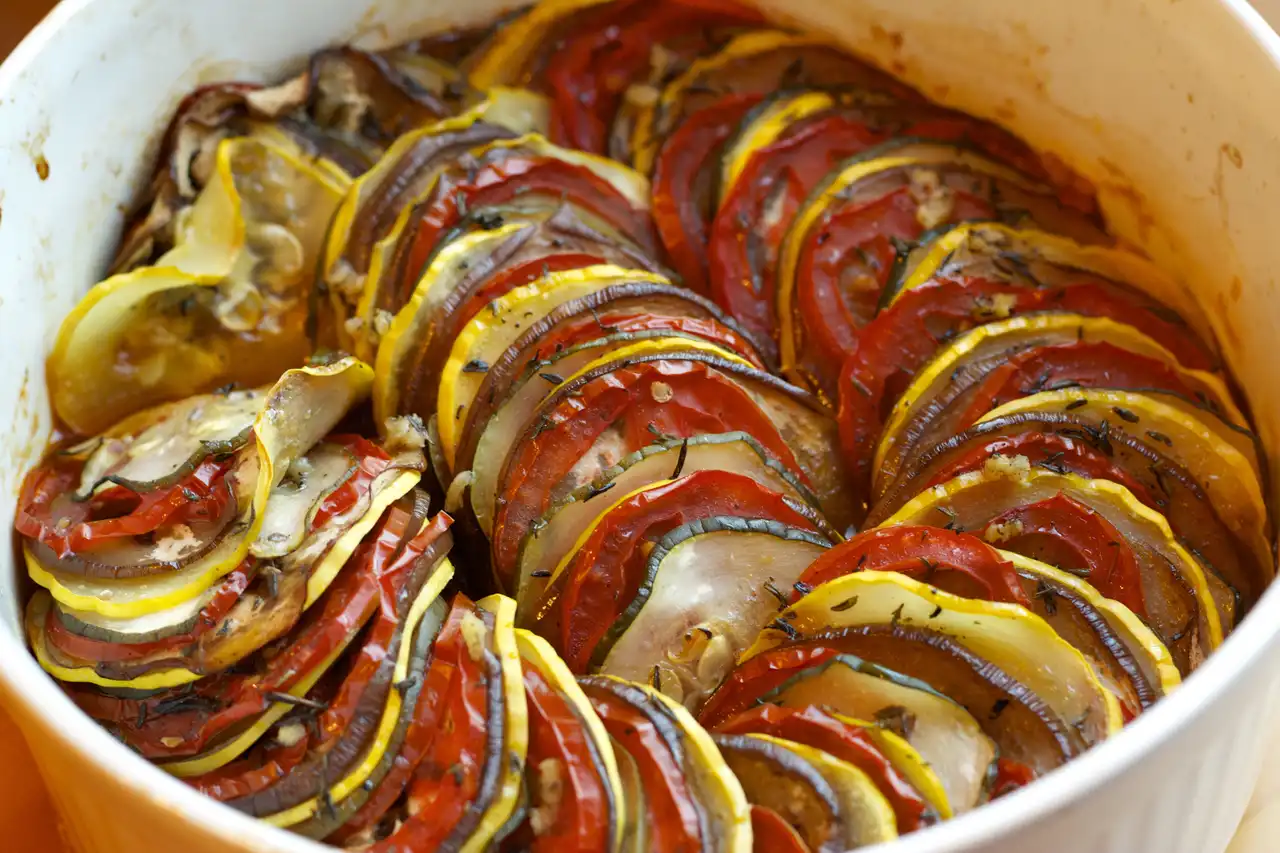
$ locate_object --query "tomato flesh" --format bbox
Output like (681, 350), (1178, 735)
(652, 94), (763, 296)
(717, 703), (934, 832)
(796, 526), (1030, 607)
(838, 278), (1217, 518)
(580, 680), (704, 853)
(980, 493), (1147, 617)
(67, 510), (451, 759)
(538, 470), (819, 672)
(491, 358), (806, 583)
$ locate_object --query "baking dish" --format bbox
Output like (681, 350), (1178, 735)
(2, 0), (1279, 851)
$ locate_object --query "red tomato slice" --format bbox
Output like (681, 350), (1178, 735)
(396, 155), (658, 305)
(537, 470), (820, 672)
(652, 93), (763, 296)
(328, 635), (455, 844)
(580, 679), (704, 853)
(919, 431), (1157, 510)
(795, 185), (998, 397)
(796, 526), (1031, 608)
(708, 107), (1082, 356)
(43, 564), (254, 664)
(188, 731), (311, 802)
(543, 1), (764, 154)
(837, 278), (1218, 519)
(520, 661), (614, 853)
(979, 493), (1147, 617)
(708, 112), (886, 352)
(953, 341), (1199, 428)
(748, 804), (808, 853)
(303, 435), (393, 530)
(698, 642), (840, 728)
(491, 358), (806, 582)
(990, 756), (1036, 799)
(716, 703), (934, 833)
(67, 509), (452, 760)
(17, 454), (235, 558)
(369, 595), (497, 853)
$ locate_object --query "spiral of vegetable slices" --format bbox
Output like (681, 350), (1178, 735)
(17, 0), (1272, 849)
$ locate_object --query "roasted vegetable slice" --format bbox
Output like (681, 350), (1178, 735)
(872, 313), (1242, 499)
(837, 282), (1231, 521)
(751, 572), (1123, 745)
(491, 350), (851, 591)
(708, 91), (1066, 356)
(435, 265), (670, 470)
(320, 89), (551, 352)
(365, 594), (528, 852)
(699, 644), (999, 813)
(593, 513), (831, 706)
(24, 360), (374, 618)
(466, 336), (753, 549)
(49, 137), (351, 436)
(452, 284), (766, 487)
(794, 526), (1176, 717)
(653, 93), (764, 297)
(236, 547), (454, 827)
(631, 30), (911, 174)
(579, 675), (751, 853)
(64, 507), (452, 767)
(715, 703), (944, 831)
(374, 213), (669, 427)
(518, 433), (818, 609)
(882, 465), (1228, 672)
(868, 405), (1271, 612)
(714, 732), (897, 849)
(511, 629), (625, 853)
(530, 473), (828, 666)
(469, 0), (763, 154)
(882, 222), (1216, 364)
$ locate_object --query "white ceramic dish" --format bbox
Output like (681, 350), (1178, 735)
(2, 1), (1279, 851)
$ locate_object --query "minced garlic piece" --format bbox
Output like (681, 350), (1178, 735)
(984, 519), (1025, 543)
(908, 168), (955, 230)
(460, 611), (488, 662)
(650, 381), (673, 403)
(529, 758), (565, 836)
(983, 453), (1032, 481)
(275, 722), (307, 748)
(152, 524), (199, 562)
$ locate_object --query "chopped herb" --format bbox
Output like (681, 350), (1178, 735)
(538, 372), (564, 385)
(456, 404), (465, 421)
(989, 698), (1010, 720)
(928, 604), (943, 619)
(585, 481), (616, 500)
(462, 359), (489, 373)
(1171, 616), (1195, 642)
(530, 569), (552, 578)
(831, 595), (859, 612)
(919, 557), (938, 577)
(449, 763), (465, 786)
(1065, 398), (1088, 411)
(394, 675), (418, 696)
(890, 603), (905, 625)
(264, 692), (329, 711)
(1034, 581), (1057, 615)
(769, 617), (800, 640)
(181, 487), (201, 502)
(793, 581), (814, 597)
(651, 665), (662, 690)
(1147, 430), (1173, 447)
(1149, 463), (1170, 496)
(764, 580), (789, 606)
(937, 505), (960, 531)
(1112, 406), (1140, 423)
(874, 705), (916, 738)
(671, 439), (689, 479)
(136, 702), (148, 728)
(857, 553), (868, 569)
